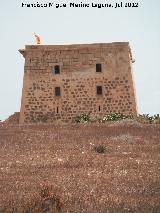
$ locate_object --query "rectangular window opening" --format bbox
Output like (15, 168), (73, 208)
(54, 65), (60, 74)
(96, 86), (103, 95)
(57, 107), (59, 113)
(55, 87), (61, 97)
(98, 106), (101, 112)
(96, 63), (102, 72)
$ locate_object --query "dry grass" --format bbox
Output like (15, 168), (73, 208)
(0, 121), (160, 212)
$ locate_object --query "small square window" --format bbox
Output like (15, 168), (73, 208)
(96, 64), (102, 72)
(54, 65), (60, 74)
(55, 87), (61, 96)
(96, 86), (102, 95)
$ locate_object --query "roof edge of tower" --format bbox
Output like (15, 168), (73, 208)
(22, 42), (129, 50)
(19, 49), (25, 58)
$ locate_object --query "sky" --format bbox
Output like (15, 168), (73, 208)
(0, 0), (160, 121)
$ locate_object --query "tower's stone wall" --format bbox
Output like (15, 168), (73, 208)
(19, 42), (137, 123)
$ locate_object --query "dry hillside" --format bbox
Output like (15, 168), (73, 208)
(0, 121), (160, 212)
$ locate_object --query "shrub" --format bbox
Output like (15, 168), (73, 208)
(137, 114), (160, 124)
(40, 182), (53, 198)
(39, 182), (63, 213)
(94, 145), (107, 154)
(72, 112), (160, 124)
(73, 113), (91, 123)
(102, 113), (127, 122)
(42, 196), (62, 213)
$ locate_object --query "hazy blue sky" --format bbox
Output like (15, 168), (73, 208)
(0, 0), (160, 120)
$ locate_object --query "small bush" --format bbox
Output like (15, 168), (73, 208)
(73, 113), (91, 123)
(94, 145), (106, 154)
(40, 183), (53, 198)
(102, 113), (127, 122)
(39, 182), (63, 213)
(42, 196), (62, 213)
(137, 114), (160, 124)
(72, 112), (160, 124)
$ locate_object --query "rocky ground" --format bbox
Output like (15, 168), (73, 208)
(0, 121), (160, 212)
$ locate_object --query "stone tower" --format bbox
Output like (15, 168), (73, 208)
(19, 42), (137, 123)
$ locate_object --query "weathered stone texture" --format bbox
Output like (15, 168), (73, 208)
(19, 42), (137, 123)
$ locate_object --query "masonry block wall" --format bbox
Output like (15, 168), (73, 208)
(19, 42), (137, 123)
